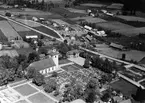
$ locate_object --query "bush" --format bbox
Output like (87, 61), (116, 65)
(51, 72), (58, 77)
(53, 90), (59, 96)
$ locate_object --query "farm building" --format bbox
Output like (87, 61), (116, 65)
(27, 50), (59, 76)
(109, 43), (127, 51)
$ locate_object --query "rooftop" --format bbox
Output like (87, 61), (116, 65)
(28, 58), (56, 71)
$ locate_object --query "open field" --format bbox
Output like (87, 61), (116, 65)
(116, 15), (145, 22)
(14, 84), (38, 96)
(0, 20), (22, 41)
(71, 16), (107, 23)
(9, 21), (31, 32)
(28, 93), (55, 103)
(15, 19), (41, 27)
(95, 21), (135, 31)
(113, 27), (145, 37)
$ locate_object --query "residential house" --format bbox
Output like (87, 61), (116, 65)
(109, 43), (127, 51)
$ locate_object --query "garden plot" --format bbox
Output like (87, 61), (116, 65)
(95, 21), (134, 31)
(67, 8), (86, 14)
(113, 27), (145, 37)
(116, 15), (145, 22)
(0, 21), (22, 41)
(80, 3), (106, 8)
(14, 84), (38, 96)
(8, 21), (31, 32)
(0, 50), (19, 58)
(15, 19), (41, 27)
(0, 88), (22, 103)
(28, 93), (55, 103)
(71, 16), (107, 23)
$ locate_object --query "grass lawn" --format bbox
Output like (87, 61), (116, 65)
(28, 93), (55, 103)
(16, 100), (29, 103)
(34, 26), (60, 38)
(59, 59), (72, 65)
(14, 84), (38, 96)
(110, 78), (137, 96)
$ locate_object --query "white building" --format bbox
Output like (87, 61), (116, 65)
(27, 51), (59, 76)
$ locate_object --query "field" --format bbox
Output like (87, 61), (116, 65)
(80, 3), (106, 8)
(116, 15), (145, 22)
(0, 29), (8, 42)
(71, 16), (107, 23)
(28, 93), (55, 103)
(34, 26), (61, 38)
(0, 20), (22, 41)
(15, 19), (41, 27)
(9, 21), (31, 32)
(59, 59), (72, 65)
(95, 21), (134, 31)
(111, 78), (137, 96)
(51, 19), (69, 25)
(14, 84), (38, 96)
(112, 27), (145, 37)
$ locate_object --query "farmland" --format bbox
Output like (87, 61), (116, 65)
(95, 21), (134, 31)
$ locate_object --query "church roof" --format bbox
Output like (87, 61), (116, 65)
(27, 58), (56, 71)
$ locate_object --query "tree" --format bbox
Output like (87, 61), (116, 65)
(40, 48), (48, 55)
(16, 65), (24, 78)
(16, 54), (27, 64)
(37, 40), (43, 47)
(0, 70), (8, 86)
(83, 58), (90, 68)
(44, 78), (57, 93)
(84, 78), (99, 103)
(28, 52), (40, 63)
(51, 71), (58, 77)
(32, 71), (45, 86)
(26, 67), (36, 79)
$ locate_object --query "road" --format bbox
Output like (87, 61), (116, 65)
(80, 47), (145, 71)
(0, 15), (63, 42)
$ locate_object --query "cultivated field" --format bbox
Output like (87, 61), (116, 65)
(15, 19), (41, 27)
(9, 21), (31, 32)
(113, 27), (145, 37)
(71, 16), (107, 23)
(116, 15), (145, 22)
(0, 20), (22, 41)
(95, 21), (134, 31)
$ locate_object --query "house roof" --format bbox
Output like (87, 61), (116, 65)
(28, 58), (56, 71)
(110, 43), (124, 50)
